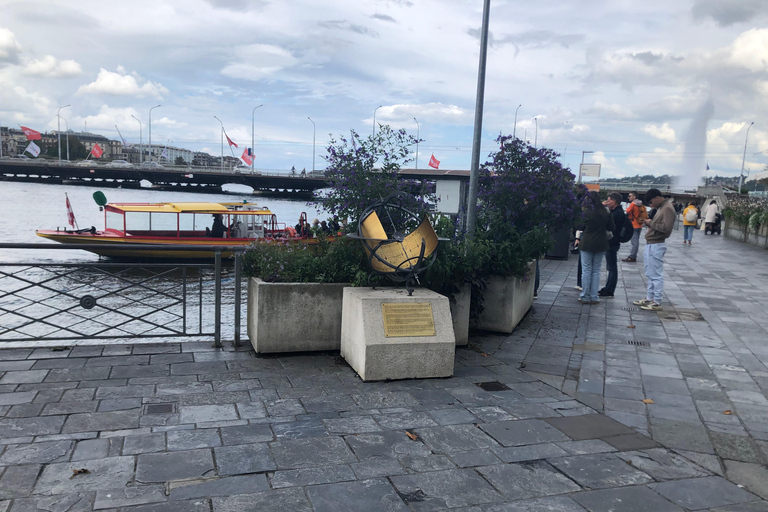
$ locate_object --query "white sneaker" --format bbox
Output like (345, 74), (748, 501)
(574, 286), (582, 291)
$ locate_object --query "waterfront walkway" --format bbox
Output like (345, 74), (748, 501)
(0, 231), (767, 510)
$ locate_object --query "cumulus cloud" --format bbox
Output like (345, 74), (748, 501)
(221, 44), (299, 81)
(0, 27), (22, 65)
(77, 68), (168, 98)
(318, 20), (379, 37)
(586, 102), (637, 120)
(692, 0), (768, 26)
(23, 55), (82, 78)
(374, 103), (471, 125)
(728, 28), (768, 72)
(642, 123), (677, 143)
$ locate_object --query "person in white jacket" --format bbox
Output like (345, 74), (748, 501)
(704, 200), (719, 235)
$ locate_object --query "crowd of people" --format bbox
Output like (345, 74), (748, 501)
(571, 189), (720, 312)
(290, 215), (342, 238)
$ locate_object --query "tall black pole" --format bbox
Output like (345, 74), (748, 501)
(465, 0), (491, 238)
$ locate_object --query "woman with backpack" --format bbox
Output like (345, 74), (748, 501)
(682, 201), (699, 245)
(578, 191), (615, 304)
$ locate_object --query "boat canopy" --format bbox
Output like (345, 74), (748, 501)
(106, 202), (230, 214)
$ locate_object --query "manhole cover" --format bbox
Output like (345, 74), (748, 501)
(627, 340), (647, 346)
(143, 403), (176, 415)
(476, 381), (511, 391)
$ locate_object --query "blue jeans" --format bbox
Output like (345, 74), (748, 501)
(629, 228), (641, 259)
(580, 250), (604, 301)
(644, 243), (667, 303)
(683, 225), (695, 242)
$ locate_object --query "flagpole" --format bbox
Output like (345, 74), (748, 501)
(252, 104), (263, 174)
(57, 104), (70, 163)
(214, 116), (224, 172)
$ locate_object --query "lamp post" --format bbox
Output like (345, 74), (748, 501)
(61, 116), (69, 161)
(533, 117), (538, 148)
(57, 104), (70, 163)
(148, 104), (161, 163)
(307, 117), (316, 173)
(738, 122), (754, 195)
(513, 104), (521, 139)
(373, 105), (382, 137)
(578, 150), (594, 183)
(131, 115), (143, 164)
(413, 117), (419, 169)
(251, 104), (263, 173)
(213, 116), (224, 172)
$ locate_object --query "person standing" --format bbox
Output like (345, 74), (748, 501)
(682, 201), (698, 245)
(704, 200), (719, 234)
(579, 191), (614, 305)
(622, 191), (646, 262)
(633, 189), (675, 311)
(599, 192), (626, 298)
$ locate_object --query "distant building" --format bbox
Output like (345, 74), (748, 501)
(193, 152), (217, 167)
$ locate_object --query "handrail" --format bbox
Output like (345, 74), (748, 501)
(0, 243), (247, 251)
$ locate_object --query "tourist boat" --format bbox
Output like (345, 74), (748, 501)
(36, 200), (317, 259)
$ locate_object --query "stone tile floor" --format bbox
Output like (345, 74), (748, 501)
(0, 231), (766, 511)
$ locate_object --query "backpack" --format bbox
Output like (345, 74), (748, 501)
(618, 213), (633, 243)
(632, 203), (648, 223)
(684, 208), (698, 223)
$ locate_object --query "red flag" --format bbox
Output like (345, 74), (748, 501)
(225, 133), (238, 148)
(65, 194), (76, 228)
(241, 148), (254, 166)
(91, 144), (103, 158)
(20, 126), (42, 140)
(428, 154), (440, 169)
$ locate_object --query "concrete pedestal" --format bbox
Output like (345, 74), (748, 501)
(340, 287), (455, 381)
(474, 262), (535, 334)
(450, 283), (471, 346)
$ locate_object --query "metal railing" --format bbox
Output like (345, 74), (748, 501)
(0, 244), (244, 348)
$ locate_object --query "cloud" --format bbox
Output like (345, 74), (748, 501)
(374, 103), (471, 125)
(473, 29), (585, 52)
(318, 20), (379, 37)
(220, 44), (298, 82)
(691, 0), (768, 26)
(728, 28), (768, 72)
(585, 102), (637, 120)
(0, 27), (22, 65)
(77, 68), (168, 98)
(371, 13), (396, 23)
(23, 55), (82, 78)
(642, 123), (677, 143)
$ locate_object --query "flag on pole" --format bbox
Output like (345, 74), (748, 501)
(428, 154), (440, 169)
(160, 148), (168, 160)
(241, 148), (254, 166)
(25, 141), (41, 157)
(65, 194), (77, 229)
(225, 133), (238, 148)
(20, 126), (42, 140)
(91, 144), (103, 158)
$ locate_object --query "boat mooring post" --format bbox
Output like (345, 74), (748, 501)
(214, 249), (222, 348)
(234, 249), (242, 348)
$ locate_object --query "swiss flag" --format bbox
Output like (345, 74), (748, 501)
(65, 194), (76, 228)
(241, 148), (254, 166)
(225, 133), (238, 148)
(428, 154), (440, 169)
(20, 126), (42, 140)
(91, 144), (103, 158)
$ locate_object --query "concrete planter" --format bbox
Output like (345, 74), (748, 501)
(449, 283), (471, 346)
(725, 219), (768, 248)
(473, 262), (535, 334)
(247, 278), (348, 353)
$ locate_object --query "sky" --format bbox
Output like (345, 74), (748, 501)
(2, 0), (768, 183)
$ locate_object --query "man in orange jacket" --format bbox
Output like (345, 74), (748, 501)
(622, 191), (647, 262)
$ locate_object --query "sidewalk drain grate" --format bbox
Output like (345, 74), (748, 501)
(622, 307), (639, 311)
(476, 381), (511, 391)
(626, 340), (647, 346)
(143, 403), (176, 415)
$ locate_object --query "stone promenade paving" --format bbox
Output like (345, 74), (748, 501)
(0, 231), (767, 511)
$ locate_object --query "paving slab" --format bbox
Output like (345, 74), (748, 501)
(390, 469), (505, 510)
(477, 461), (581, 499)
(549, 453), (655, 489)
(650, 476), (761, 510)
(135, 449), (214, 483)
(572, 485), (684, 512)
(35, 456), (135, 495)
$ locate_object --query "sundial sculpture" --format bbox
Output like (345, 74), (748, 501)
(349, 192), (442, 295)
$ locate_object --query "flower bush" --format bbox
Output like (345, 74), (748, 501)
(723, 197), (768, 232)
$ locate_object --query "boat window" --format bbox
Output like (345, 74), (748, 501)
(179, 213), (194, 232)
(149, 212), (178, 232)
(125, 212), (150, 231)
(106, 211), (124, 232)
(193, 214), (208, 231)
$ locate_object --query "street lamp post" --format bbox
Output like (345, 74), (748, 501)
(251, 104), (263, 173)
(513, 104), (521, 139)
(307, 117), (316, 173)
(131, 115), (143, 164)
(738, 122), (755, 195)
(61, 117), (69, 161)
(533, 117), (538, 148)
(373, 105), (382, 137)
(56, 104), (70, 163)
(213, 116), (224, 172)
(413, 117), (419, 169)
(578, 150), (594, 183)
(148, 105), (161, 163)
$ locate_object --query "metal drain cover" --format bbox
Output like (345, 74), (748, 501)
(143, 403), (176, 415)
(476, 381), (511, 391)
(627, 340), (647, 346)
(622, 307), (639, 311)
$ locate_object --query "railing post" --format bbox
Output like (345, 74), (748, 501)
(234, 249), (242, 348)
(214, 249), (222, 348)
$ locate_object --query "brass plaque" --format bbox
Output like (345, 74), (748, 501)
(382, 303), (436, 337)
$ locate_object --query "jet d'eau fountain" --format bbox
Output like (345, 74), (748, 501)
(677, 99), (715, 192)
